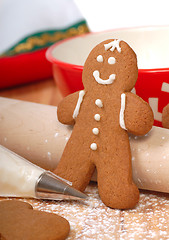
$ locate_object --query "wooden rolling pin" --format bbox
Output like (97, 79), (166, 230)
(0, 97), (169, 193)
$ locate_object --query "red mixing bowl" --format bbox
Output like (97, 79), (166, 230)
(46, 26), (169, 127)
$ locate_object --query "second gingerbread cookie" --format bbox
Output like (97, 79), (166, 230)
(54, 39), (154, 209)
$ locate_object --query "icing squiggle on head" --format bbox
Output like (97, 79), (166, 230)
(104, 39), (121, 53)
(119, 93), (127, 130)
(73, 90), (85, 119)
(93, 70), (115, 85)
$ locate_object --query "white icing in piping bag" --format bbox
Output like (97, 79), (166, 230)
(0, 145), (88, 200)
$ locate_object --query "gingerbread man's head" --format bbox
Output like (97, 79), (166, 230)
(82, 39), (138, 93)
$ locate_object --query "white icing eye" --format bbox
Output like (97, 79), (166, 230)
(97, 55), (103, 62)
(108, 57), (116, 65)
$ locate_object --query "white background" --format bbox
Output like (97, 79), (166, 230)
(1, 0), (169, 53)
(74, 0), (169, 32)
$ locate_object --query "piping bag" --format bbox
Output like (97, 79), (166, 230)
(1, 97), (169, 194)
(0, 145), (87, 200)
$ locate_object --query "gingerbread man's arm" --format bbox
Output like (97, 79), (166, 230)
(57, 91), (84, 125)
(123, 92), (154, 135)
(162, 103), (169, 129)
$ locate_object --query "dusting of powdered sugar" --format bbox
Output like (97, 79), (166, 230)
(2, 182), (169, 239)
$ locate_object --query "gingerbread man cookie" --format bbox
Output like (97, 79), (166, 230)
(162, 103), (169, 128)
(54, 39), (154, 209)
(0, 200), (70, 240)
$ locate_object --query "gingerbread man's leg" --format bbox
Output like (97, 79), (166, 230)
(96, 137), (139, 209)
(54, 132), (95, 192)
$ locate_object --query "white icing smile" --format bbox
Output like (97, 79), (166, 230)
(93, 70), (115, 85)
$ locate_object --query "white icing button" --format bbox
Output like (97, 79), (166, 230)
(97, 55), (103, 62)
(108, 57), (116, 64)
(90, 143), (97, 150)
(92, 128), (99, 135)
(95, 99), (103, 108)
(94, 114), (101, 121)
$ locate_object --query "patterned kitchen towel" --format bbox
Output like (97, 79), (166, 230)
(0, 0), (89, 89)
